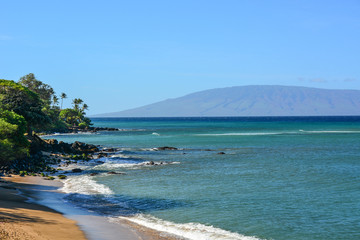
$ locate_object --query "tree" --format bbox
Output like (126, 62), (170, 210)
(52, 95), (59, 107)
(59, 108), (80, 126)
(60, 92), (67, 110)
(0, 111), (29, 165)
(72, 98), (83, 111)
(81, 103), (89, 112)
(0, 79), (50, 135)
(18, 73), (54, 105)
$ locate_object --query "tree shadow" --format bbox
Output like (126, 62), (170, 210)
(0, 182), (60, 224)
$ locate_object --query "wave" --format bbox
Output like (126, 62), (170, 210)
(118, 128), (147, 132)
(60, 175), (113, 195)
(42, 132), (97, 137)
(92, 161), (180, 170)
(117, 214), (261, 240)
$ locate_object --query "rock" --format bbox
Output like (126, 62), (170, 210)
(148, 161), (155, 165)
(156, 146), (178, 151)
(107, 171), (124, 175)
(72, 168), (82, 173)
(217, 152), (226, 155)
(102, 148), (115, 153)
(45, 139), (58, 145)
(92, 127), (119, 132)
(90, 173), (98, 176)
(97, 153), (108, 158)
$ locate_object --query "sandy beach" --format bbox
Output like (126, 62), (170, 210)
(0, 176), (86, 240)
(0, 175), (181, 240)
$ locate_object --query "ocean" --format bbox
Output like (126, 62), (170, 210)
(44, 117), (360, 240)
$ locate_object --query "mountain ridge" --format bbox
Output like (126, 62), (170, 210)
(92, 85), (360, 117)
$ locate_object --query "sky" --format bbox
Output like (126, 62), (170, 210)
(1, 0), (360, 115)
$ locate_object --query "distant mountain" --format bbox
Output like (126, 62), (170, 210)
(93, 85), (360, 117)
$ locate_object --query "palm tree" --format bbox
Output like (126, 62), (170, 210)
(82, 103), (89, 112)
(72, 98), (83, 111)
(60, 92), (67, 110)
(52, 95), (59, 107)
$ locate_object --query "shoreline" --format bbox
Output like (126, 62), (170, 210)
(0, 175), (182, 240)
(0, 176), (86, 240)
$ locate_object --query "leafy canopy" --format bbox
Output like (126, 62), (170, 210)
(18, 73), (54, 105)
(0, 79), (50, 132)
(0, 110), (29, 165)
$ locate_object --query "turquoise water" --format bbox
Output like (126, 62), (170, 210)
(45, 117), (360, 240)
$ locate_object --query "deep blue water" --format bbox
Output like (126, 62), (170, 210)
(45, 117), (360, 240)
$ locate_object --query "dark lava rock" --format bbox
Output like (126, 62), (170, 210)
(217, 152), (226, 155)
(90, 173), (98, 176)
(107, 171), (124, 175)
(157, 146), (178, 151)
(72, 168), (83, 173)
(97, 153), (108, 158)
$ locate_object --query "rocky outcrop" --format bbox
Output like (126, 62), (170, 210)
(156, 146), (178, 151)
(91, 127), (119, 132)
(71, 141), (99, 153)
(37, 137), (99, 154)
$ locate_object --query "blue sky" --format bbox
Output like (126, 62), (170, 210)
(1, 0), (360, 115)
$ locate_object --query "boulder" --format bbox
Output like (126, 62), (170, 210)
(107, 171), (124, 175)
(156, 146), (178, 151)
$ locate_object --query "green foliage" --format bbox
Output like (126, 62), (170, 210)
(72, 98), (83, 111)
(0, 79), (50, 133)
(0, 75), (92, 168)
(78, 122), (87, 129)
(0, 111), (29, 165)
(60, 108), (80, 126)
(18, 73), (54, 105)
(60, 92), (67, 110)
(19, 171), (28, 176)
(70, 153), (90, 160)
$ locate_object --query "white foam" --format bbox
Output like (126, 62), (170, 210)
(92, 161), (180, 170)
(152, 132), (160, 136)
(42, 132), (97, 137)
(117, 214), (261, 240)
(60, 175), (113, 195)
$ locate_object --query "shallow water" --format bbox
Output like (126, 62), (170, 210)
(45, 117), (360, 240)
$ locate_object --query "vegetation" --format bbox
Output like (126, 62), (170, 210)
(0, 73), (92, 170)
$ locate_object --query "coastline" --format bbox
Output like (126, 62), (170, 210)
(0, 176), (86, 240)
(0, 175), (182, 240)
